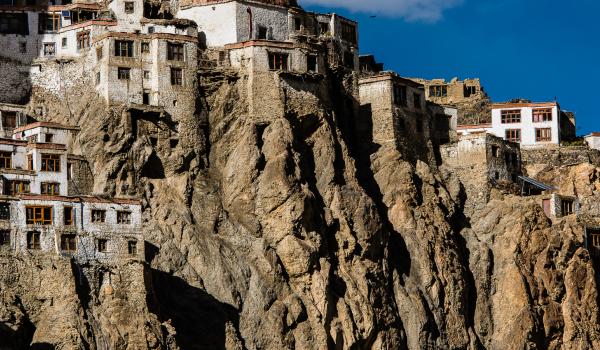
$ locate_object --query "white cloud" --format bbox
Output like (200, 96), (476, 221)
(300, 0), (463, 21)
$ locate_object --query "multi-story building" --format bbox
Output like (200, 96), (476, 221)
(490, 101), (576, 147)
(413, 77), (485, 105)
(0, 121), (143, 263)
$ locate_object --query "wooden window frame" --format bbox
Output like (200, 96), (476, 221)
(535, 128), (552, 142)
(590, 229), (600, 247)
(76, 31), (90, 51)
(0, 151), (11, 169)
(40, 182), (60, 195)
(501, 109), (522, 124)
(91, 209), (106, 223)
(2, 111), (17, 129)
(114, 40), (134, 57)
(167, 42), (184, 61)
(505, 129), (521, 143)
(429, 85), (448, 98)
(39, 13), (60, 33)
(41, 154), (61, 172)
(27, 231), (41, 250)
(532, 108), (553, 122)
(170, 68), (183, 86)
(118, 67), (131, 81)
(26, 206), (52, 225)
(117, 211), (132, 225)
(268, 52), (289, 71)
(128, 240), (137, 255)
(561, 199), (574, 216)
(64, 206), (74, 226)
(60, 234), (77, 253)
(8, 180), (30, 195)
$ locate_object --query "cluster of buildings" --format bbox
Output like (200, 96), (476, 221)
(0, 0), (599, 261)
(0, 116), (143, 263)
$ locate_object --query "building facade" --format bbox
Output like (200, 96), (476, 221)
(490, 102), (564, 147)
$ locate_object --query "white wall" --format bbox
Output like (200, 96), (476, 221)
(585, 135), (600, 151)
(177, 2), (238, 47)
(490, 106), (560, 147)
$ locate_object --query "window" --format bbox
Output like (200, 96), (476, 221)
(533, 108), (553, 122)
(118, 67), (131, 80)
(491, 145), (499, 157)
(115, 40), (134, 57)
(19, 42), (27, 53)
(27, 135), (38, 143)
(41, 154), (60, 172)
(143, 91), (150, 105)
(27, 231), (41, 250)
(0, 230), (9, 246)
(6, 180), (30, 195)
(143, 70), (151, 79)
(97, 239), (107, 252)
(589, 229), (600, 248)
(501, 110), (521, 124)
(61, 234), (77, 253)
(341, 23), (357, 44)
(0, 203), (8, 220)
(413, 93), (422, 110)
(257, 25), (267, 39)
(91, 209), (106, 223)
(117, 211), (132, 224)
(76, 31), (90, 50)
(561, 199), (574, 216)
(2, 112), (16, 129)
(96, 71), (101, 85)
(343, 51), (354, 69)
(307, 55), (317, 72)
(67, 163), (73, 180)
(170, 68), (183, 86)
(268, 52), (288, 71)
(393, 84), (407, 107)
(429, 85), (448, 98)
(0, 13), (29, 35)
(167, 43), (184, 61)
(124, 1), (134, 14)
(45, 133), (53, 143)
(464, 85), (478, 97)
(40, 182), (60, 195)
(62, 37), (67, 48)
(27, 154), (33, 170)
(147, 26), (155, 34)
(26, 206), (52, 225)
(294, 17), (302, 31)
(64, 206), (74, 226)
(96, 46), (103, 60)
(318, 22), (329, 35)
(141, 42), (150, 53)
(128, 240), (137, 255)
(39, 13), (60, 33)
(535, 128), (552, 142)
(505, 129), (521, 142)
(0, 152), (11, 169)
(43, 43), (56, 56)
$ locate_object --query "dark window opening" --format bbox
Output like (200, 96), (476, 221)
(307, 55), (317, 72)
(114, 40), (134, 57)
(268, 52), (288, 71)
(413, 93), (422, 110)
(341, 22), (357, 44)
(0, 13), (29, 35)
(0, 203), (9, 220)
(294, 17), (302, 31)
(343, 51), (354, 69)
(0, 230), (9, 246)
(27, 231), (40, 250)
(393, 84), (407, 107)
(562, 199), (574, 216)
(491, 145), (499, 158)
(118, 67), (131, 80)
(64, 206), (74, 226)
(61, 234), (77, 253)
(170, 68), (183, 86)
(167, 42), (184, 61)
(97, 239), (107, 252)
(257, 25), (267, 39)
(91, 209), (106, 223)
(128, 240), (137, 255)
(124, 1), (134, 13)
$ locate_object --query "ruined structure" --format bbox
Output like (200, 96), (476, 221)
(0, 0), (599, 349)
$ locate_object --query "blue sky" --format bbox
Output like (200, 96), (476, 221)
(302, 0), (598, 136)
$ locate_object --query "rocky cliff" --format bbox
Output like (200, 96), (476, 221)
(1, 62), (599, 350)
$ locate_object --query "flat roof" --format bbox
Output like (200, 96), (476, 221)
(358, 72), (423, 89)
(13, 122), (80, 133)
(456, 123), (492, 129)
(491, 102), (558, 109)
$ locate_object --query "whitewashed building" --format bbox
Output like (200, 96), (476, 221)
(0, 121), (143, 263)
(490, 102), (565, 147)
(585, 132), (600, 151)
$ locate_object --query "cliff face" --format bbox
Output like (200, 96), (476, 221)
(2, 64), (599, 349)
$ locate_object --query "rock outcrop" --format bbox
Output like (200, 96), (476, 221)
(0, 61), (598, 350)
